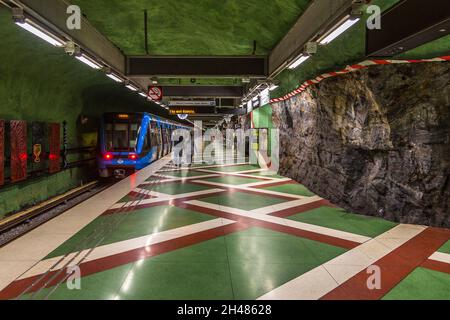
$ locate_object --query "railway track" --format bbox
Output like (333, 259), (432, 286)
(0, 180), (114, 247)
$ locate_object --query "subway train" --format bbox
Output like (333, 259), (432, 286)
(98, 112), (190, 178)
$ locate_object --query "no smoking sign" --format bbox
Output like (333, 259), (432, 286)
(148, 86), (163, 101)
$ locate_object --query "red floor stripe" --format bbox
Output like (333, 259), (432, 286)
(321, 227), (450, 300)
(421, 259), (450, 274)
(177, 202), (360, 250)
(270, 199), (334, 218)
(0, 223), (250, 300)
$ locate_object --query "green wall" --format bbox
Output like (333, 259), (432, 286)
(0, 7), (165, 219)
(251, 104), (273, 129)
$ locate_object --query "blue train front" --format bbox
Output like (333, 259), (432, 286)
(98, 112), (186, 178)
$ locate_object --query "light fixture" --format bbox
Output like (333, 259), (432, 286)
(75, 53), (102, 69)
(106, 73), (123, 83)
(319, 15), (361, 45)
(14, 18), (66, 47)
(125, 84), (138, 92)
(139, 92), (147, 98)
(269, 83), (279, 91)
(288, 54), (310, 70)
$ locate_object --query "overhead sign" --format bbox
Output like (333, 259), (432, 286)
(260, 88), (270, 106)
(169, 107), (197, 115)
(148, 86), (163, 101)
(169, 100), (216, 107)
(252, 97), (260, 109)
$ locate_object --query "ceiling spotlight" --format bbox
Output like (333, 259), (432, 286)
(151, 77), (158, 85)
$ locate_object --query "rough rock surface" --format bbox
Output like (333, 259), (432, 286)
(272, 62), (450, 227)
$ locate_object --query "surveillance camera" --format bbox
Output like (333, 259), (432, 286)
(64, 42), (79, 56)
(304, 42), (317, 55)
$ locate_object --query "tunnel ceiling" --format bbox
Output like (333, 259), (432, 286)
(70, 0), (310, 56)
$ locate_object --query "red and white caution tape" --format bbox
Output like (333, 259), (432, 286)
(270, 56), (450, 104)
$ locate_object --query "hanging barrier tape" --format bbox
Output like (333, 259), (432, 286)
(270, 56), (450, 104)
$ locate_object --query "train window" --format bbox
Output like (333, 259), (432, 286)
(104, 118), (140, 152)
(150, 121), (158, 148)
(141, 124), (152, 154)
(130, 124), (138, 149)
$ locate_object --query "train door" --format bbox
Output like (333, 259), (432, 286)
(164, 127), (170, 155)
(168, 127), (173, 152)
(156, 122), (163, 159)
(150, 120), (159, 160)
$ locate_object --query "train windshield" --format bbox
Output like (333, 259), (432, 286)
(104, 115), (141, 152)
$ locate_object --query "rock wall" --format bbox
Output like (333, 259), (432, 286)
(272, 62), (450, 227)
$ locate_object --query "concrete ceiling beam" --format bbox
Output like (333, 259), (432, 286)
(268, 0), (356, 77)
(12, 0), (126, 74)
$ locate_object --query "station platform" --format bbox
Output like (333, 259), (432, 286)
(0, 157), (449, 300)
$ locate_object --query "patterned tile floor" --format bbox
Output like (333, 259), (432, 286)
(0, 159), (449, 300)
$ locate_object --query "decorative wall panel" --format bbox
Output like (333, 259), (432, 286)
(10, 120), (27, 182)
(48, 123), (61, 173)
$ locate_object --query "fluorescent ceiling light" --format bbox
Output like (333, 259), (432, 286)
(269, 84), (279, 91)
(75, 54), (102, 69)
(15, 20), (65, 47)
(139, 92), (147, 97)
(288, 55), (310, 70)
(106, 73), (123, 83)
(126, 84), (138, 91)
(319, 17), (360, 45)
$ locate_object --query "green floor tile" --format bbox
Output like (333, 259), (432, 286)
(201, 191), (287, 210)
(206, 165), (260, 173)
(150, 237), (229, 263)
(202, 176), (262, 185)
(438, 240), (450, 254)
(118, 261), (234, 300)
(289, 206), (397, 238)
(229, 262), (317, 300)
(20, 264), (134, 300)
(382, 267), (450, 300)
(262, 183), (315, 197)
(141, 182), (211, 195)
(225, 228), (347, 264)
(225, 227), (347, 299)
(45, 205), (215, 259)
(160, 170), (211, 178)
